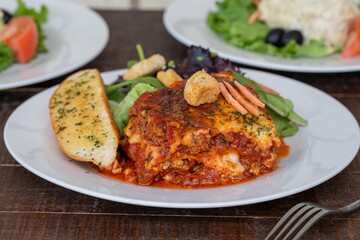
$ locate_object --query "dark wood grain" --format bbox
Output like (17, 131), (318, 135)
(1, 213), (359, 240)
(0, 10), (359, 240)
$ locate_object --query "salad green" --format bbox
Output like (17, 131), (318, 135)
(232, 70), (307, 136)
(106, 76), (164, 98)
(112, 83), (159, 136)
(0, 42), (14, 72)
(106, 44), (165, 135)
(126, 43), (146, 68)
(106, 45), (307, 138)
(207, 0), (329, 58)
(0, 0), (48, 73)
(106, 77), (164, 136)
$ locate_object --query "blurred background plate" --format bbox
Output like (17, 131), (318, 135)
(0, 0), (109, 90)
(163, 0), (360, 73)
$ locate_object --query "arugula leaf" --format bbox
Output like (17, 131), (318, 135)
(0, 43), (15, 72)
(232, 70), (307, 136)
(268, 108), (299, 137)
(288, 110), (308, 126)
(14, 0), (49, 53)
(263, 93), (293, 117)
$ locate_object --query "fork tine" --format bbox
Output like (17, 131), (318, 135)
(273, 204), (315, 240)
(291, 210), (329, 240)
(265, 203), (306, 240)
(266, 199), (360, 240)
(282, 207), (323, 240)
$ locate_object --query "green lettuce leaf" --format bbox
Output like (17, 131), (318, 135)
(112, 83), (157, 136)
(207, 0), (330, 58)
(105, 77), (164, 99)
(0, 43), (15, 72)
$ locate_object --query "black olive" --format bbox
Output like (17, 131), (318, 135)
(281, 30), (304, 46)
(265, 28), (285, 47)
(1, 9), (12, 24)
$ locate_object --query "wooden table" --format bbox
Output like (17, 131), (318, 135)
(1, 11), (359, 239)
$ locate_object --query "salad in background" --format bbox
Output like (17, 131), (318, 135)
(0, 0), (48, 72)
(207, 0), (360, 59)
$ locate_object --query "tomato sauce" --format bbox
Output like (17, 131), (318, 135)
(96, 139), (290, 189)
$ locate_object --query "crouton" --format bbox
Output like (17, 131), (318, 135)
(49, 69), (120, 169)
(156, 69), (183, 87)
(184, 70), (220, 106)
(123, 54), (166, 80)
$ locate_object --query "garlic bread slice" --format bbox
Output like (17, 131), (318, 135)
(49, 69), (119, 168)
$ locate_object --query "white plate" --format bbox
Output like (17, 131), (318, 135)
(0, 0), (109, 90)
(163, 0), (360, 73)
(4, 69), (360, 208)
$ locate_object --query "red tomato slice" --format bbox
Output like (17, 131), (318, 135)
(0, 16), (38, 63)
(341, 17), (360, 59)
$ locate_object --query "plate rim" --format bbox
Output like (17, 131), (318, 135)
(4, 68), (360, 208)
(163, 0), (360, 73)
(0, 0), (109, 90)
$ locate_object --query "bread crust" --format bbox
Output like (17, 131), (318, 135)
(49, 69), (120, 168)
(123, 54), (166, 80)
(184, 70), (220, 106)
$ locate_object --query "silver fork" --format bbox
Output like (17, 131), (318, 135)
(265, 199), (360, 240)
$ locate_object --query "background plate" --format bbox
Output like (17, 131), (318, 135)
(163, 0), (360, 73)
(0, 0), (109, 90)
(4, 69), (360, 208)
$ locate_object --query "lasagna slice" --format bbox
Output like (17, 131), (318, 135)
(121, 82), (281, 186)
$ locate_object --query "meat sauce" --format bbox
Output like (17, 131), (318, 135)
(96, 83), (288, 188)
(118, 83), (282, 186)
(97, 139), (289, 189)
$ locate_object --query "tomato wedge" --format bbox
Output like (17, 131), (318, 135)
(0, 16), (38, 63)
(341, 17), (360, 59)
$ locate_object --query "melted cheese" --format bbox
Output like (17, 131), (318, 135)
(122, 84), (281, 185)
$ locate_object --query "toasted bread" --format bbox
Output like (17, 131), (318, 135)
(49, 69), (120, 168)
(156, 69), (183, 87)
(123, 54), (166, 80)
(184, 70), (220, 106)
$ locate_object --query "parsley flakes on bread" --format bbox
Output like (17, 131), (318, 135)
(49, 69), (120, 169)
